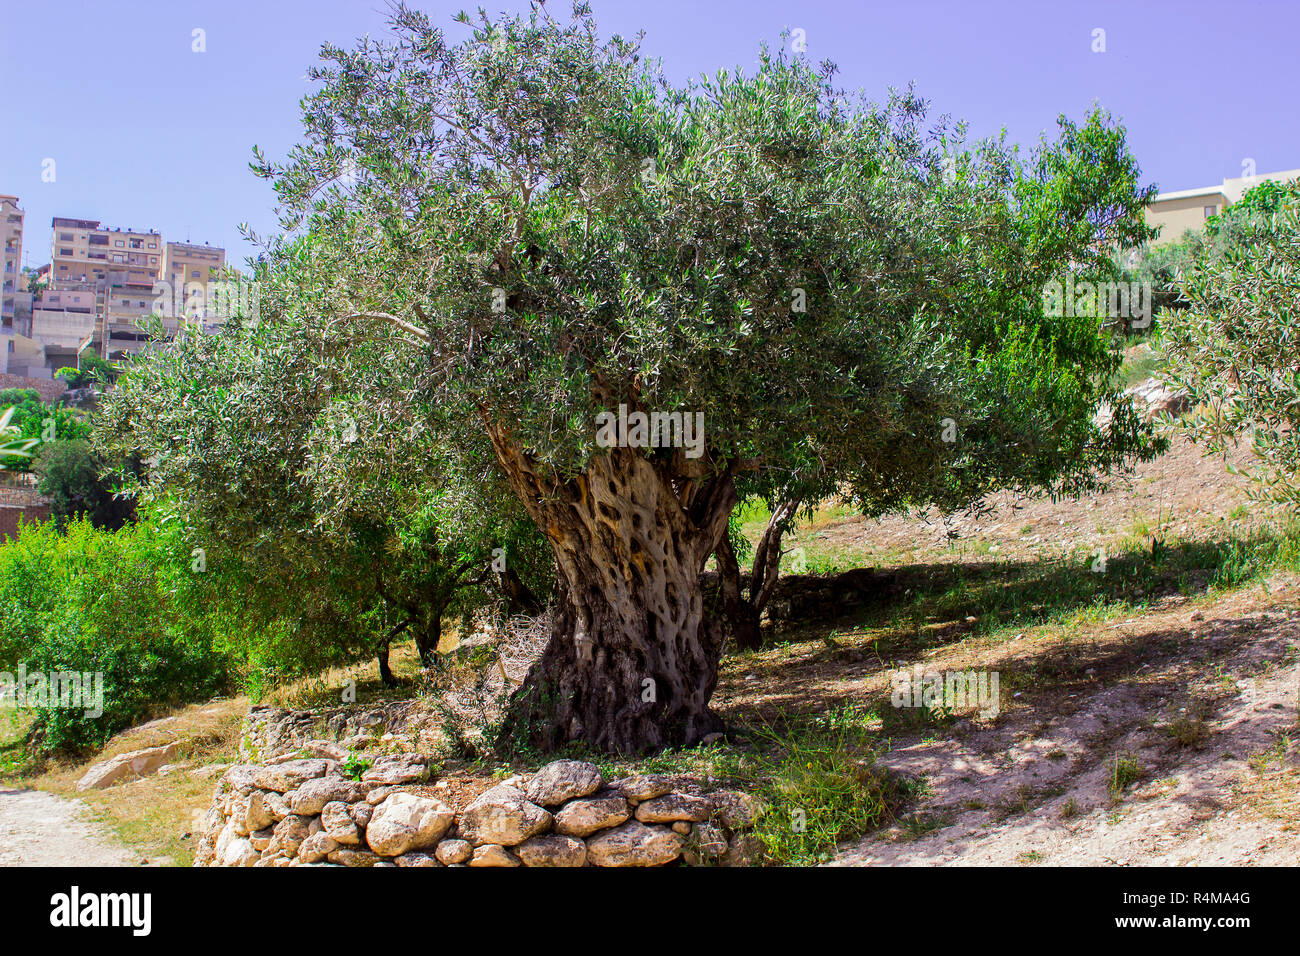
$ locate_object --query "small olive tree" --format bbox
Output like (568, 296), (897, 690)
(1159, 182), (1300, 507)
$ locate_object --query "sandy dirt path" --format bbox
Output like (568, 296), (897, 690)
(0, 787), (136, 867)
(832, 585), (1300, 867)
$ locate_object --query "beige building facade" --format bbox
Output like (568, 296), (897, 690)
(1145, 167), (1300, 246)
(2, 195), (23, 330)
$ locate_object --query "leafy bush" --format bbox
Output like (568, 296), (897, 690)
(0, 518), (235, 754)
(1159, 185), (1300, 507)
(0, 389), (91, 472)
(34, 439), (135, 530)
(54, 353), (118, 389)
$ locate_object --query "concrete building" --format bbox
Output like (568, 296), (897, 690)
(1, 195), (46, 378)
(1, 195), (23, 330)
(1145, 167), (1300, 246)
(163, 241), (225, 290)
(50, 217), (162, 286)
(44, 217), (227, 361)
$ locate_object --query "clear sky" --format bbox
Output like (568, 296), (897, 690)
(3, 0), (1297, 271)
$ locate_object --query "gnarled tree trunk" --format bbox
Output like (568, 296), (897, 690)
(713, 499), (800, 651)
(488, 431), (736, 754)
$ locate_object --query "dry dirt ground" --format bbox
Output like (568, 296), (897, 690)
(830, 581), (1300, 866)
(0, 787), (138, 867)
(717, 429), (1300, 866)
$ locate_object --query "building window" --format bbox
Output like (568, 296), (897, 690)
(192, 270), (201, 279)
(1204, 205), (1217, 218)
(58, 232), (73, 241)
(59, 248), (73, 256)
(114, 240), (124, 247)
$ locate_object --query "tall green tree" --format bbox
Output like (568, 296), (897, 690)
(243, 3), (1157, 752)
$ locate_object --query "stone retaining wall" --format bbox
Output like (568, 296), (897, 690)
(197, 754), (763, 867)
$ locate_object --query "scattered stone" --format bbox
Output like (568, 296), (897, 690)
(683, 821), (729, 864)
(288, 778), (367, 816)
(302, 739), (349, 761)
(554, 792), (631, 837)
(327, 848), (383, 867)
(709, 790), (764, 830)
(297, 832), (339, 864)
(248, 827), (275, 852)
(77, 743), (180, 791)
(586, 821), (685, 867)
(245, 790), (287, 831)
(395, 852), (440, 867)
(672, 821), (691, 834)
(321, 801), (362, 846)
(253, 759), (333, 793)
(525, 760), (604, 807)
(434, 839), (473, 865)
(268, 815), (313, 857)
(221, 837), (259, 867)
(634, 793), (711, 823)
(365, 792), (455, 856)
(469, 844), (521, 867)
(361, 753), (432, 786)
(612, 774), (673, 803)
(458, 785), (552, 847)
(514, 834), (587, 867)
(349, 802), (373, 828)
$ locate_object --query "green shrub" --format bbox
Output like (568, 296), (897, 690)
(34, 439), (135, 530)
(0, 518), (235, 754)
(0, 389), (91, 472)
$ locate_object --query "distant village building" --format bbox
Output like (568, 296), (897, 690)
(1145, 167), (1300, 246)
(0, 194), (229, 377)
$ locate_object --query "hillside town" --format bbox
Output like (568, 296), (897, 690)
(1, 195), (227, 382)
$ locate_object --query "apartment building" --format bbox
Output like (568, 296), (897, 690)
(1145, 167), (1300, 246)
(1, 195), (45, 378)
(50, 217), (162, 286)
(2, 195), (23, 330)
(163, 241), (225, 289)
(37, 216), (228, 362)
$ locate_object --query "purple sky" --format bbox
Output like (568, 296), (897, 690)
(3, 0), (1297, 269)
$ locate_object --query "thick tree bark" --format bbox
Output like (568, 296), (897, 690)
(414, 615), (441, 667)
(377, 643), (396, 688)
(488, 432), (736, 754)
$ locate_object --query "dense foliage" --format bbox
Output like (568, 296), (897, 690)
(0, 389), (91, 472)
(0, 518), (235, 754)
(33, 439), (136, 530)
(96, 296), (552, 687)
(1159, 182), (1300, 507)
